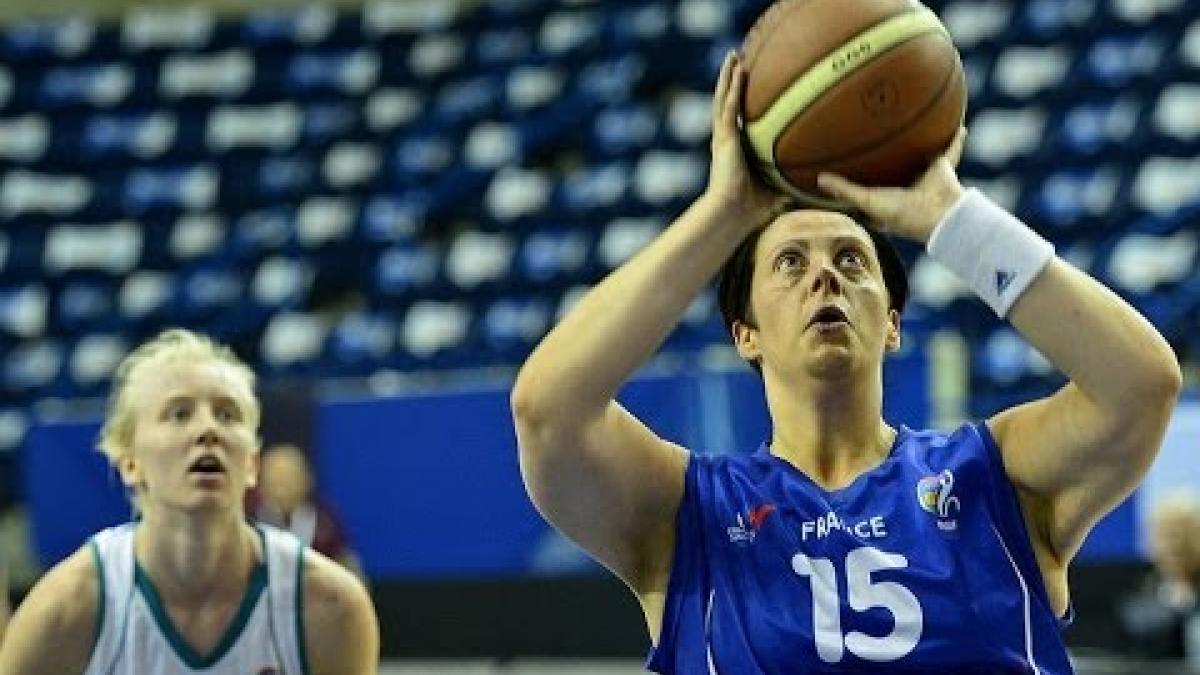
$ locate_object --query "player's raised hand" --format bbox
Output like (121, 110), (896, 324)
(705, 51), (791, 234)
(816, 127), (968, 244)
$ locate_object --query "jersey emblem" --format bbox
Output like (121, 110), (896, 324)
(916, 470), (961, 531)
(995, 268), (1015, 295)
(727, 503), (776, 544)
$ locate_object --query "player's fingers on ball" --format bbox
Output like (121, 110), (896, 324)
(945, 126), (967, 167)
(713, 51), (735, 117)
(817, 173), (862, 204)
(724, 60), (745, 125)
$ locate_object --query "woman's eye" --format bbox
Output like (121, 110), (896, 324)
(168, 406), (190, 422)
(216, 407), (238, 423)
(776, 252), (803, 273)
(839, 250), (866, 269)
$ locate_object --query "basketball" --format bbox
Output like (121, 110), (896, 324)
(741, 0), (967, 207)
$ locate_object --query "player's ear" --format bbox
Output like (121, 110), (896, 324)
(245, 439), (261, 489)
(884, 308), (901, 353)
(733, 319), (761, 362)
(117, 454), (141, 488)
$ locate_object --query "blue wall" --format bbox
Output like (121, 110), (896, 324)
(20, 347), (1132, 577)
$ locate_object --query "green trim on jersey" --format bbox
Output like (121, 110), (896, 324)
(87, 540), (106, 657)
(134, 560), (268, 669)
(296, 545), (312, 675)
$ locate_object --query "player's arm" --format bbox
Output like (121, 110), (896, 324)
(820, 143), (1183, 568)
(0, 548), (98, 675)
(302, 549), (379, 675)
(511, 52), (787, 597)
(983, 260), (1180, 564)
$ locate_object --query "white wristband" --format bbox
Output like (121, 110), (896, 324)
(926, 188), (1054, 318)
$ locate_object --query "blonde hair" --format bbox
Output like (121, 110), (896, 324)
(97, 328), (260, 464)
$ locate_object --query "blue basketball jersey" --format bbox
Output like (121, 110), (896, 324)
(647, 422), (1074, 674)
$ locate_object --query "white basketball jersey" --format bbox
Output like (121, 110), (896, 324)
(83, 523), (308, 675)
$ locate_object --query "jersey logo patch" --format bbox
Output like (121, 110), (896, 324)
(727, 503), (776, 544)
(995, 268), (1015, 295)
(917, 470), (961, 531)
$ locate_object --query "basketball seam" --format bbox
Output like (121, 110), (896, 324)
(776, 38), (963, 170)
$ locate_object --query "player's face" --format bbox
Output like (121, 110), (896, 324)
(735, 211), (899, 379)
(1150, 509), (1200, 581)
(260, 447), (313, 512)
(120, 356), (259, 516)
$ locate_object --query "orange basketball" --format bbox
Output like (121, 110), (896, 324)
(741, 0), (967, 208)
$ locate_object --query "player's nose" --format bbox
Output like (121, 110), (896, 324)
(809, 261), (842, 296)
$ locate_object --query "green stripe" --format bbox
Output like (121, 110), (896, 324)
(135, 560), (268, 668)
(296, 545), (312, 675)
(87, 540), (105, 658)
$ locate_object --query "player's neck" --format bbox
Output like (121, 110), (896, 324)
(136, 510), (259, 603)
(765, 368), (892, 490)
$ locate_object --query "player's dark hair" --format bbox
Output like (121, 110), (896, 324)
(716, 217), (909, 371)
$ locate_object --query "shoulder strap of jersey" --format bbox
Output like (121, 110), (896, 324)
(83, 523), (136, 675)
(261, 523), (309, 675)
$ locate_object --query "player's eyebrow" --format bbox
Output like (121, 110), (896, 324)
(768, 234), (871, 256)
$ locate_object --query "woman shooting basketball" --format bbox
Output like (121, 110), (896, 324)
(512, 50), (1180, 673)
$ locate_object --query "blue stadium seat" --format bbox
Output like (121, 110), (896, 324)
(515, 228), (592, 284)
(55, 279), (116, 335)
(2, 339), (64, 397)
(123, 164), (217, 212)
(2, 16), (96, 62)
(176, 265), (244, 322)
(1021, 167), (1121, 231)
(1077, 32), (1167, 90)
(480, 295), (552, 361)
(589, 104), (660, 159)
(374, 243), (442, 298)
(557, 162), (630, 215)
(242, 5), (336, 47)
(1049, 97), (1141, 158)
(82, 112), (177, 160)
(0, 284), (47, 339)
(324, 311), (396, 376)
(66, 332), (126, 396)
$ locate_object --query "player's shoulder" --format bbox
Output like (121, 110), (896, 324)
(24, 545), (100, 630)
(300, 547), (367, 612)
(300, 548), (379, 673)
(0, 546), (99, 673)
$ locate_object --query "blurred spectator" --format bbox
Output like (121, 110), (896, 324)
(1119, 492), (1200, 659)
(254, 443), (362, 575)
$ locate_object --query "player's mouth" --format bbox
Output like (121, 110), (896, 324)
(187, 455), (227, 482)
(807, 305), (850, 332)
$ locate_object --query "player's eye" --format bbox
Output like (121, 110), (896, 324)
(775, 251), (805, 274)
(166, 403), (191, 423)
(838, 249), (867, 270)
(215, 405), (240, 424)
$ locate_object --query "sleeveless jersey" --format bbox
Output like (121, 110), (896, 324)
(83, 522), (309, 675)
(647, 422), (1074, 674)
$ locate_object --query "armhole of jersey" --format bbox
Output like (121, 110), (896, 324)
(296, 543), (312, 675)
(974, 421), (1074, 628)
(87, 540), (106, 659)
(645, 451), (698, 673)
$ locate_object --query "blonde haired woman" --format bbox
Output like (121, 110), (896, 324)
(0, 329), (378, 674)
